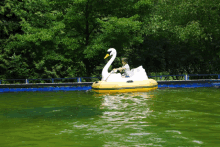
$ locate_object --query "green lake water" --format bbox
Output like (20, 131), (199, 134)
(0, 88), (220, 147)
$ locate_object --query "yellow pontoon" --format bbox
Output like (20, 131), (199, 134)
(92, 79), (158, 93)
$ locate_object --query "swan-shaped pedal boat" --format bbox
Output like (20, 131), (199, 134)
(92, 48), (158, 93)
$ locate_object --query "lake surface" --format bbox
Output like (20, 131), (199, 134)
(0, 88), (220, 147)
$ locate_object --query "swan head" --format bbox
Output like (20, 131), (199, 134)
(104, 48), (116, 59)
(102, 48), (117, 81)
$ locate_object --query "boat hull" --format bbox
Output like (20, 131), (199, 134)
(92, 79), (158, 93)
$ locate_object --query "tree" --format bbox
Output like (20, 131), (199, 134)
(1, 0), (153, 79)
(131, 0), (220, 76)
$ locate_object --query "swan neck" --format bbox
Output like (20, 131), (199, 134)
(102, 52), (116, 80)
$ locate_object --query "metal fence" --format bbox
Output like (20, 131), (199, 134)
(148, 74), (220, 81)
(0, 74), (220, 84)
(0, 77), (101, 84)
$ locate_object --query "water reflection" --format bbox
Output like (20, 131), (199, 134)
(100, 92), (154, 118)
(58, 92), (159, 146)
(99, 92), (156, 146)
(57, 91), (207, 146)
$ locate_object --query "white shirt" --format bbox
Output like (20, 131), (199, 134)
(122, 64), (130, 76)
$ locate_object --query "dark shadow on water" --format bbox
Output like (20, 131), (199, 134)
(3, 105), (103, 120)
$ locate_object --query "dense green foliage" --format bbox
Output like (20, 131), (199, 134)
(0, 0), (220, 80)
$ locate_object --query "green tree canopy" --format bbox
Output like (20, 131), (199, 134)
(0, 0), (219, 80)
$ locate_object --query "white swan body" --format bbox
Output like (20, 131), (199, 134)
(101, 48), (148, 82)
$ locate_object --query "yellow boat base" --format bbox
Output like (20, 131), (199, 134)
(92, 79), (158, 94)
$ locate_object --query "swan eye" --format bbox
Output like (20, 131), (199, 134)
(107, 51), (111, 55)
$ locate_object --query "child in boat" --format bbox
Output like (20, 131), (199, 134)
(114, 58), (130, 77)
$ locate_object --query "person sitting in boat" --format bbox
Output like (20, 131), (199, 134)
(114, 58), (131, 77)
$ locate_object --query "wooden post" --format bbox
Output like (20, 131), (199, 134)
(77, 77), (81, 83)
(184, 75), (189, 80)
(26, 79), (29, 84)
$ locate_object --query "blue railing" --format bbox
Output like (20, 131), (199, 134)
(148, 74), (220, 81)
(149, 74), (186, 80)
(0, 77), (101, 84)
(0, 74), (220, 84)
